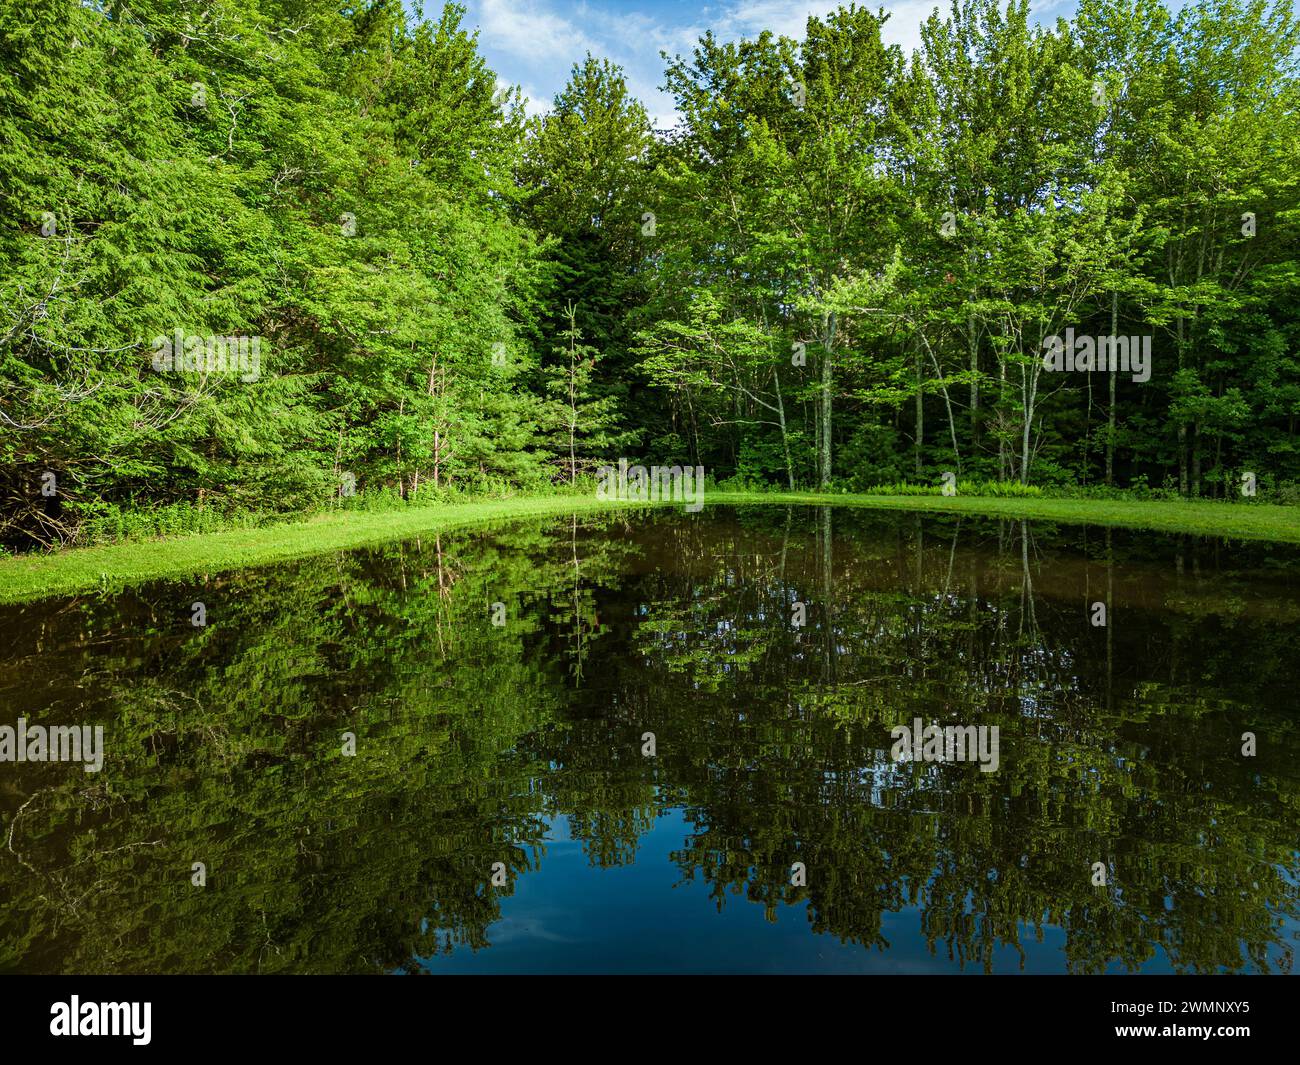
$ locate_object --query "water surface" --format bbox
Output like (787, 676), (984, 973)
(1, 506), (1297, 974)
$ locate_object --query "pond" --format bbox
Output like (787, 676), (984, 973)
(1, 505), (1297, 974)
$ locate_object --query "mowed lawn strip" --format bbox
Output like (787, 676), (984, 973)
(0, 491), (1295, 604)
(714, 492), (1300, 543)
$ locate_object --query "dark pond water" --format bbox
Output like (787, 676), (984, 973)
(1, 505), (1297, 974)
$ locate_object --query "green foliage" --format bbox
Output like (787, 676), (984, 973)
(0, 0), (552, 547)
(2, 0), (1297, 551)
(632, 0), (1300, 498)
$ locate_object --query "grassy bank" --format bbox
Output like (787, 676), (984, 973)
(0, 490), (1295, 604)
(719, 491), (1300, 543)
(0, 495), (660, 605)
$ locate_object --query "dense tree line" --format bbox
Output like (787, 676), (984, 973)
(632, 0), (1299, 497)
(2, 0), (1297, 548)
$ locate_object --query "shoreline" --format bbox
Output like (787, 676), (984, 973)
(0, 491), (1295, 605)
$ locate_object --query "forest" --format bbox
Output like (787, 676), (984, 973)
(2, 0), (1298, 549)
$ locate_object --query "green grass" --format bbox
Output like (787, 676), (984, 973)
(0, 495), (657, 605)
(713, 490), (1300, 542)
(0, 490), (1295, 604)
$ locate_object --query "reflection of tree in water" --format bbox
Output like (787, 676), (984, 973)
(593, 508), (1300, 973)
(0, 518), (632, 973)
(0, 507), (1296, 972)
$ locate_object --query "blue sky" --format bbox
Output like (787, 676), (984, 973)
(417, 0), (1080, 126)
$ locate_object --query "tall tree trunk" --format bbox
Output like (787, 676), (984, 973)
(997, 358), (1007, 480)
(1107, 291), (1117, 486)
(568, 317), (578, 485)
(396, 396), (405, 498)
(1191, 420), (1202, 498)
(968, 239), (980, 455)
(1020, 363), (1038, 485)
(918, 328), (961, 474)
(914, 337), (924, 477)
(427, 354), (441, 488)
(968, 305), (979, 451)
(1178, 424), (1189, 496)
(773, 367), (795, 490)
(820, 311), (836, 490)
(1176, 320), (1189, 496)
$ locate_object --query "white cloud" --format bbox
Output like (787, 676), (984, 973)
(703, 1), (946, 54)
(477, 0), (601, 58)
(460, 0), (1070, 127)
